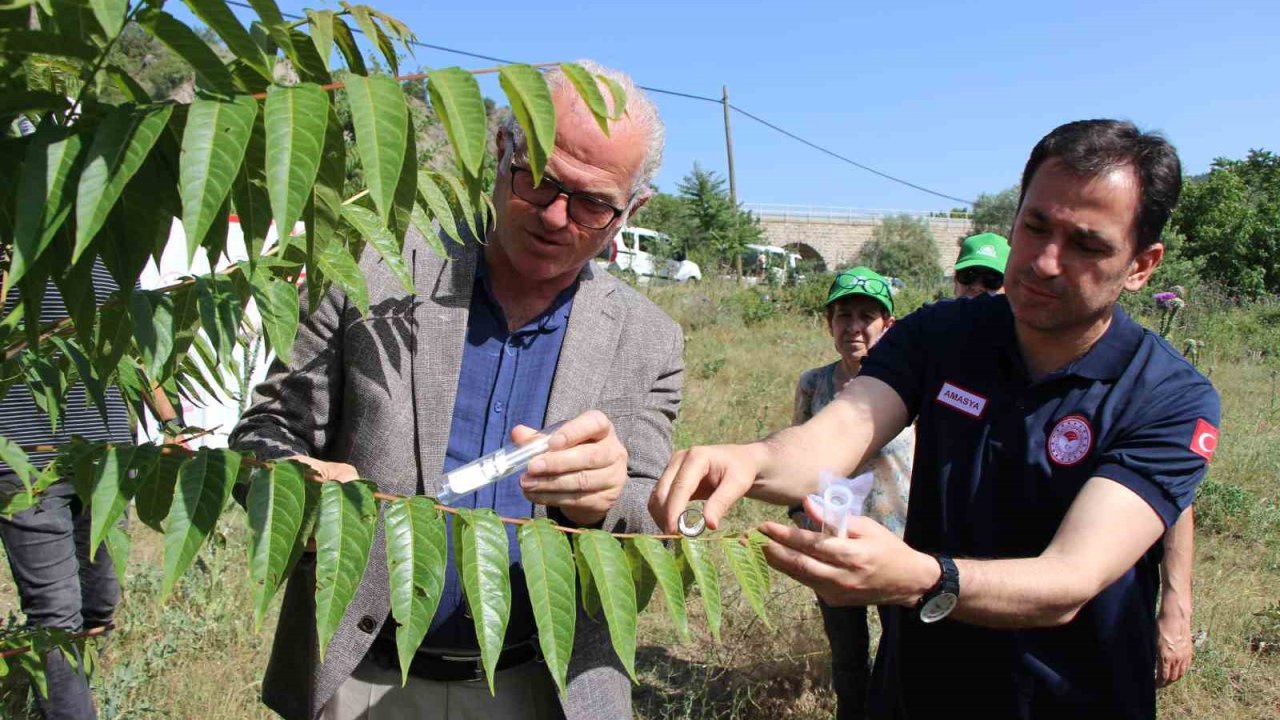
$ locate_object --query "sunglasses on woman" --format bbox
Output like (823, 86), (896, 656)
(955, 268), (1004, 291)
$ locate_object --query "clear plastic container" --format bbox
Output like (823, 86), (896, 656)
(435, 421), (566, 505)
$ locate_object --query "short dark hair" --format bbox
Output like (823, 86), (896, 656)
(1018, 119), (1182, 251)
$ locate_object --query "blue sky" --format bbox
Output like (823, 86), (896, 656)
(258, 0), (1277, 212)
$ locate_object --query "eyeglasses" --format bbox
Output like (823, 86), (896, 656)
(834, 274), (888, 296)
(508, 165), (625, 230)
(955, 268), (1004, 290)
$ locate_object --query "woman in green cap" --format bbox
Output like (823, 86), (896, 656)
(791, 266), (914, 719)
(952, 232), (1010, 299)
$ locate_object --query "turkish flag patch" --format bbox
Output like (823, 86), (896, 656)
(1189, 419), (1219, 462)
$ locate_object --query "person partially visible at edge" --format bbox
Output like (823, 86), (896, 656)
(0, 260), (181, 720)
(649, 119), (1219, 718)
(230, 60), (682, 720)
(952, 232), (1010, 299)
(790, 266), (913, 720)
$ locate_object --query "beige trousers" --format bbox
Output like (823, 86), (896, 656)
(321, 654), (563, 720)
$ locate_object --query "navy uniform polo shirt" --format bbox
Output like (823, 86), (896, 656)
(859, 293), (1220, 720)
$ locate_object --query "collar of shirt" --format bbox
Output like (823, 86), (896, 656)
(474, 258), (576, 336)
(991, 297), (1146, 385)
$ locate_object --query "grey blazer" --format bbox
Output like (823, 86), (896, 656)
(229, 230), (684, 720)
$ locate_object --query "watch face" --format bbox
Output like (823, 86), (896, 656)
(920, 592), (958, 624)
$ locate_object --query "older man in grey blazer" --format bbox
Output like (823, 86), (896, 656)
(230, 61), (682, 720)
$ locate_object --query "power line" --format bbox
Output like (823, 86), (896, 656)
(728, 105), (976, 206)
(223, 0), (973, 206)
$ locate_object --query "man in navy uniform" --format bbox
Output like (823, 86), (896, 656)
(650, 119), (1219, 718)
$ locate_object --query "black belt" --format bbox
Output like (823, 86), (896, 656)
(369, 635), (540, 683)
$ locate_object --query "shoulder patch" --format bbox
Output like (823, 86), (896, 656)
(1190, 418), (1219, 462)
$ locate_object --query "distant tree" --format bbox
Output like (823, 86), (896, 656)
(630, 190), (691, 242)
(971, 185), (1020, 238)
(673, 163), (763, 270)
(856, 214), (942, 282)
(1174, 149), (1280, 297)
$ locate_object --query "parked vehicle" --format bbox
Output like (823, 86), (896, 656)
(742, 243), (803, 283)
(596, 226), (702, 283)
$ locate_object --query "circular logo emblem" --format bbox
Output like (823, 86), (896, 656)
(1047, 415), (1093, 466)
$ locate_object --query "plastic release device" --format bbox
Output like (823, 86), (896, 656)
(807, 470), (875, 536)
(435, 421), (567, 505)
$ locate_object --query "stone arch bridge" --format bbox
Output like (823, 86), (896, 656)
(743, 204), (975, 275)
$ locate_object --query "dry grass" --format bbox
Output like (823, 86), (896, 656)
(2, 280), (1277, 718)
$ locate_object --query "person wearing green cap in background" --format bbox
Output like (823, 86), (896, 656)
(953, 232), (1011, 299)
(789, 266), (915, 719)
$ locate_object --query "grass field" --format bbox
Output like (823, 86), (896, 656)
(2, 278), (1277, 718)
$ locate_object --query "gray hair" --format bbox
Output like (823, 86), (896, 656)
(500, 59), (665, 201)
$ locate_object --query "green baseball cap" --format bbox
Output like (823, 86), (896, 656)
(826, 266), (894, 315)
(954, 233), (1010, 274)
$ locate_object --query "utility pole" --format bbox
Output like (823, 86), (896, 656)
(723, 85), (742, 279)
(722, 85), (738, 206)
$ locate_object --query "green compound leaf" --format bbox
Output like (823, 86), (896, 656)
(426, 67), (487, 181)
(134, 447), (185, 532)
(137, 10), (238, 94)
(89, 0), (127, 36)
(345, 73), (407, 224)
(104, 523), (131, 588)
(195, 273), (242, 365)
(180, 95), (257, 263)
(314, 479), (378, 661)
(303, 105), (345, 310)
(161, 448), (241, 598)
(74, 103), (174, 262)
(722, 535), (772, 630)
(0, 435), (35, 491)
(747, 529), (772, 593)
(246, 460), (309, 632)
(10, 127), (84, 288)
(597, 73), (627, 121)
(127, 290), (174, 380)
(679, 537), (721, 642)
(434, 170), (480, 243)
(630, 536), (689, 642)
(340, 204), (412, 293)
(88, 444), (141, 562)
(264, 83), (328, 253)
(576, 530), (637, 682)
(497, 64), (555, 186)
(416, 171), (464, 246)
(249, 264), (300, 365)
(558, 62), (610, 136)
(305, 10), (334, 72)
(517, 519), (576, 696)
(345, 3), (398, 76)
(232, 107), (270, 266)
(384, 497), (447, 687)
(624, 538), (656, 613)
(313, 235), (368, 316)
(573, 533), (601, 619)
(454, 507), (511, 695)
(248, 0), (298, 67)
(330, 16), (366, 76)
(182, 0), (271, 80)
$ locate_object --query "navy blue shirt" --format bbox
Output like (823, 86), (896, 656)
(860, 294), (1220, 720)
(422, 261), (575, 650)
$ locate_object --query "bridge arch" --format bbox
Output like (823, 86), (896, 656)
(746, 205), (974, 275)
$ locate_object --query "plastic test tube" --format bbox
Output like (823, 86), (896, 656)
(821, 482), (855, 537)
(435, 421), (566, 505)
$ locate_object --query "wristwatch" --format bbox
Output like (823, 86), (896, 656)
(917, 554), (959, 624)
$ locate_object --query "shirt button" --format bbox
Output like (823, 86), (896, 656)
(357, 615), (377, 634)
(493, 401), (504, 414)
